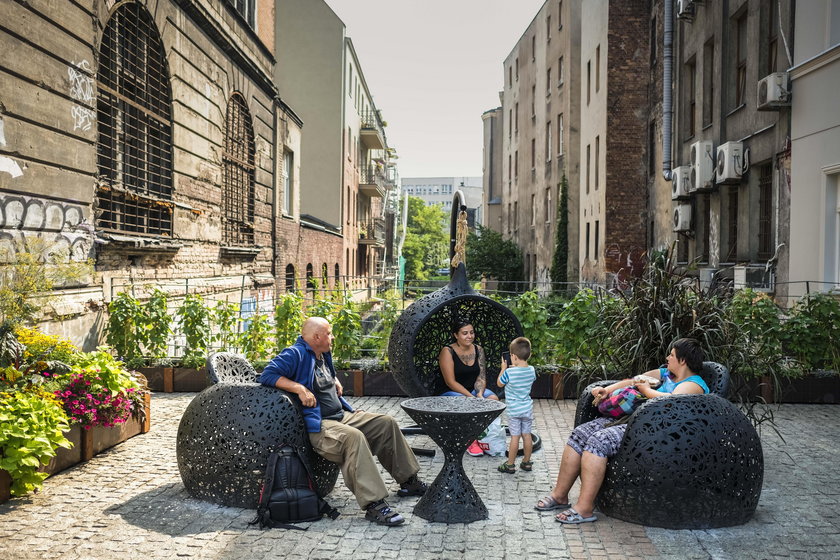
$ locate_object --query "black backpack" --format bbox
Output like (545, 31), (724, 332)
(249, 445), (339, 530)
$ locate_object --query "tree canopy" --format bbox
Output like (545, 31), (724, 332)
(466, 224), (523, 292)
(402, 196), (447, 281)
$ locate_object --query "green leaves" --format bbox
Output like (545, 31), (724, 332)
(106, 289), (171, 365)
(402, 196), (447, 281)
(274, 292), (304, 351)
(465, 225), (524, 293)
(177, 294), (211, 367)
(0, 390), (72, 496)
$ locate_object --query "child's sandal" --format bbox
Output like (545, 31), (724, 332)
(497, 462), (516, 474)
(520, 460), (534, 471)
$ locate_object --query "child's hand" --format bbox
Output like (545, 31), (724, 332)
(500, 359), (507, 372)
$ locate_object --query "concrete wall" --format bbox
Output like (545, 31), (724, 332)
(788, 1), (840, 299)
(501, 0), (581, 289)
(668, 0), (793, 300)
(482, 107), (504, 234)
(275, 0), (345, 229)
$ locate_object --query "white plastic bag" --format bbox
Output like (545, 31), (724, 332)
(476, 417), (506, 456)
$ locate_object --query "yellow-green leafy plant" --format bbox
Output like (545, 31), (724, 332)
(0, 384), (72, 496)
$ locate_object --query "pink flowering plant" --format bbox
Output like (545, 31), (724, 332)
(56, 372), (139, 428)
(54, 349), (145, 429)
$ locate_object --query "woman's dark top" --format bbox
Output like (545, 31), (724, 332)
(435, 345), (482, 395)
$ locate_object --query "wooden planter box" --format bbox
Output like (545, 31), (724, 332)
(779, 372), (840, 404)
(1, 393), (151, 504)
(138, 366), (210, 392)
(531, 373), (567, 399)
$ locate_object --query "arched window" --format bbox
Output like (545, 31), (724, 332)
(222, 93), (255, 245)
(334, 263), (340, 285)
(285, 263), (295, 292)
(322, 263), (329, 287)
(306, 263), (315, 291)
(96, 1), (173, 235)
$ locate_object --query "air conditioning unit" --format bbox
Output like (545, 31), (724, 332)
(699, 267), (718, 291)
(757, 72), (791, 110)
(716, 141), (744, 184)
(671, 166), (691, 200)
(677, 0), (695, 20)
(690, 140), (715, 192)
(673, 203), (692, 232)
(733, 265), (775, 293)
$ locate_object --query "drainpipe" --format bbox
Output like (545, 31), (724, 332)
(662, 0), (674, 181)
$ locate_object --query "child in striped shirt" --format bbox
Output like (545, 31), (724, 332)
(496, 337), (537, 474)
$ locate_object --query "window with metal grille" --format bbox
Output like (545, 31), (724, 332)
(96, 2), (173, 236)
(222, 93), (256, 245)
(758, 164), (773, 259)
(285, 264), (296, 292)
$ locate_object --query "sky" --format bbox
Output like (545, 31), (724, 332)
(323, 0), (548, 179)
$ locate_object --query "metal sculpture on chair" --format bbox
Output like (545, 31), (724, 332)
(389, 190), (524, 398)
(176, 383), (339, 508)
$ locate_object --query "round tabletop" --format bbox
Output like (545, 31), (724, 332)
(401, 395), (506, 415)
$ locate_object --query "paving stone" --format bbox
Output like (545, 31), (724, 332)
(0, 396), (839, 558)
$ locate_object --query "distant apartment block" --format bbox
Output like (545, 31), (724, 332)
(401, 177), (484, 227)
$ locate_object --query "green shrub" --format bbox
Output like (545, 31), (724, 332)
(176, 294), (211, 368)
(238, 312), (273, 364)
(782, 292), (840, 372)
(0, 386), (72, 496)
(274, 292), (304, 351)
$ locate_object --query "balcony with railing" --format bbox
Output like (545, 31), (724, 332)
(359, 164), (386, 198)
(360, 110), (386, 149)
(358, 217), (386, 246)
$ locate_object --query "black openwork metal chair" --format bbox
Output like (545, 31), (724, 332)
(388, 192), (524, 398)
(176, 352), (339, 508)
(574, 362), (764, 529)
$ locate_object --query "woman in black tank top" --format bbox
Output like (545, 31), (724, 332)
(436, 319), (499, 400)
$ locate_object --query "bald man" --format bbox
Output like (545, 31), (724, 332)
(259, 317), (426, 526)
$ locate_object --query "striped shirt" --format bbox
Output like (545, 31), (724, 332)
(499, 365), (536, 417)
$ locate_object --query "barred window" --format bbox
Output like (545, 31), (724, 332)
(96, 2), (173, 236)
(222, 93), (256, 245)
(285, 264), (295, 292)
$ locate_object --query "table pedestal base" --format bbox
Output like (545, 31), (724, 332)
(414, 458), (487, 523)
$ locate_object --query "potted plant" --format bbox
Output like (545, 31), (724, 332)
(173, 294), (212, 391)
(1, 327), (150, 502)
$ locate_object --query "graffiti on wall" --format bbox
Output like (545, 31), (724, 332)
(68, 60), (96, 132)
(0, 194), (94, 262)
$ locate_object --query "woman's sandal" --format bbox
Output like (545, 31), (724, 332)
(555, 507), (598, 524)
(520, 460), (534, 471)
(497, 462), (516, 474)
(535, 495), (571, 511)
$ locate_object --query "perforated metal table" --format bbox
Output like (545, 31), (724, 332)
(400, 396), (505, 523)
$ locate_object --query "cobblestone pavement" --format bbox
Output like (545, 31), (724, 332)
(1, 394), (839, 559)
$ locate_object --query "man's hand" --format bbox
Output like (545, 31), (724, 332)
(335, 379), (343, 397)
(297, 386), (317, 407)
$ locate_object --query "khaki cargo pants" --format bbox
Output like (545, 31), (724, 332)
(309, 410), (420, 508)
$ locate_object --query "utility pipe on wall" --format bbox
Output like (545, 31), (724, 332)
(662, 0), (674, 181)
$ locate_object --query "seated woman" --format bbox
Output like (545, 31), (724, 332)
(435, 318), (498, 400)
(536, 338), (709, 524)
(435, 318), (499, 456)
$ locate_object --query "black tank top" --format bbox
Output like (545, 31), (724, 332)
(436, 345), (482, 395)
